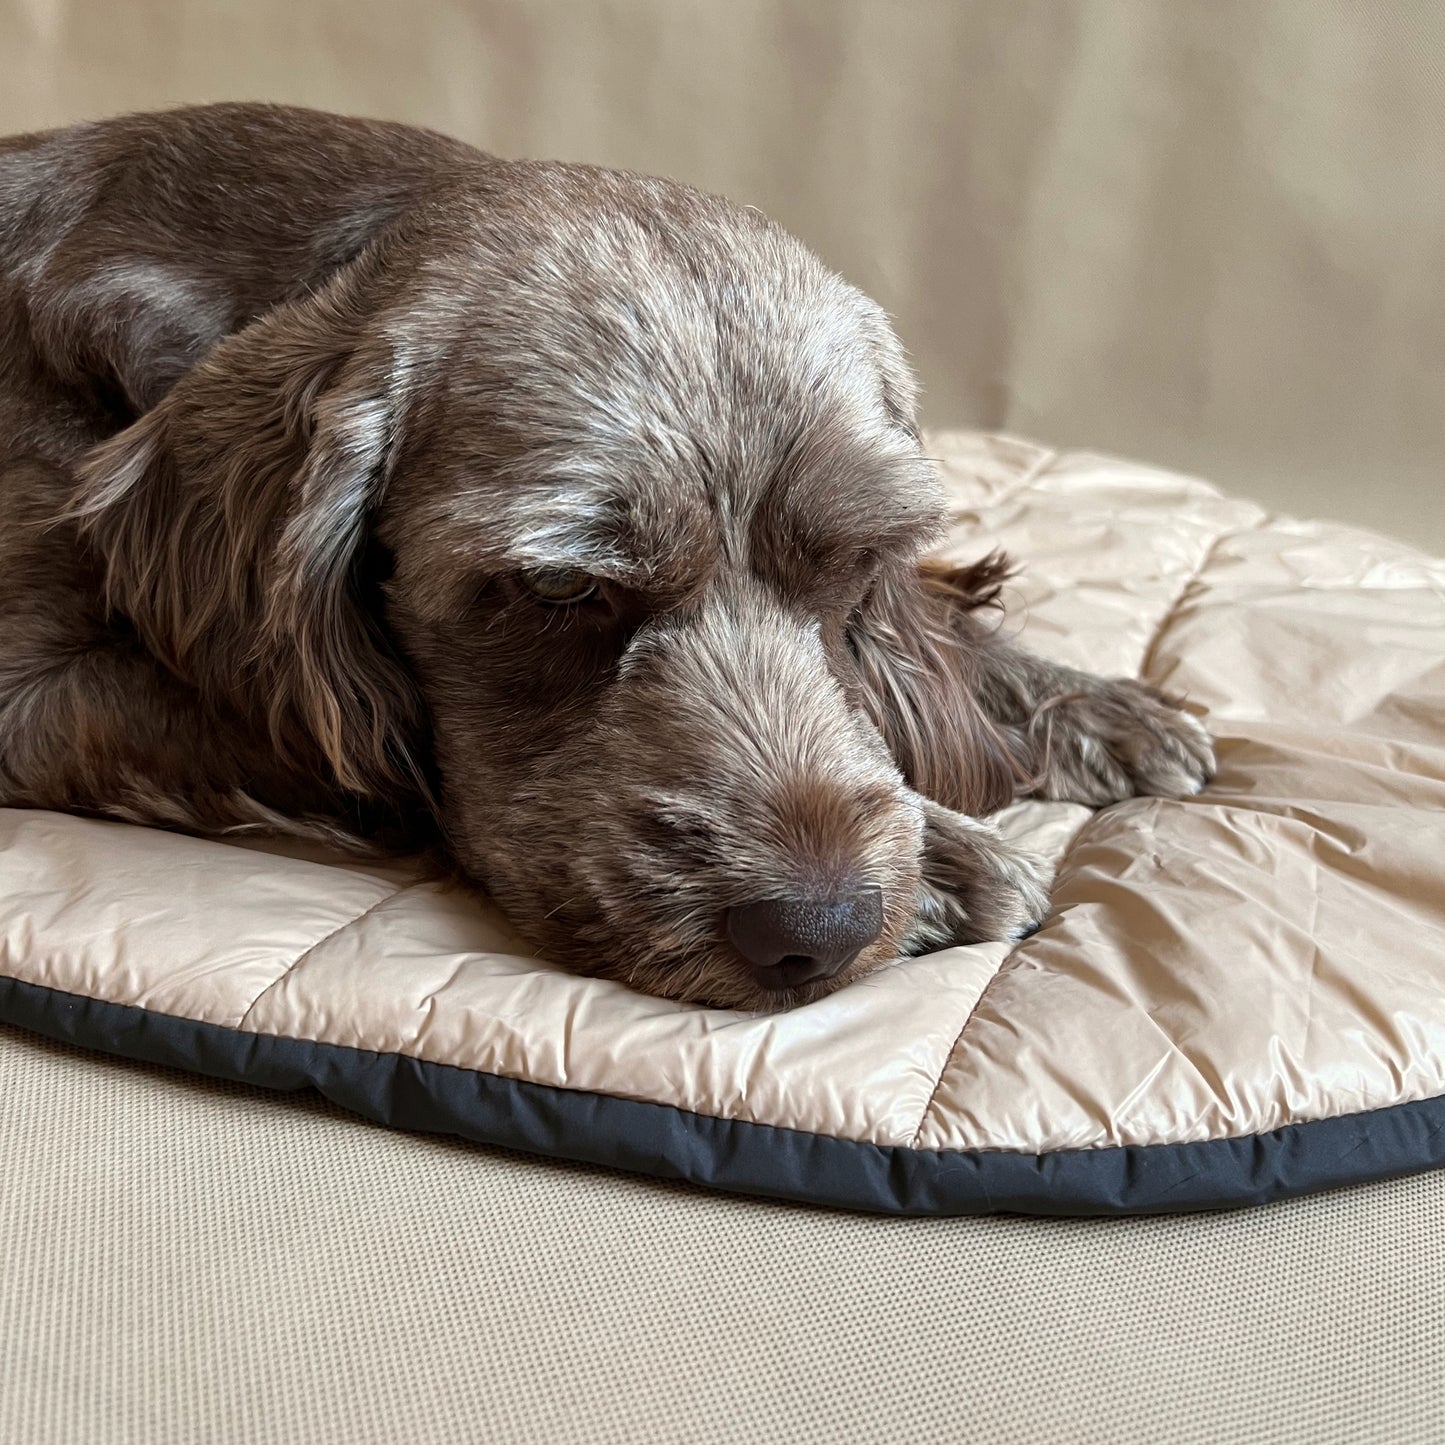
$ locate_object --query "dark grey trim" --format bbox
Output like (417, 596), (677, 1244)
(4, 975), (1443, 1215)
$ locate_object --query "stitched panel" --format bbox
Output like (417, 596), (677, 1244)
(0, 810), (411, 1028)
(236, 885), (417, 1031)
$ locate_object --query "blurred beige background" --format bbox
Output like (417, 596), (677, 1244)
(3, 0), (1441, 546)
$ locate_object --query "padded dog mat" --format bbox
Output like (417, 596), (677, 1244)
(4, 432), (1443, 1215)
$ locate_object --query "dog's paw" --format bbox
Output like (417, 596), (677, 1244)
(905, 800), (1052, 952)
(1032, 679), (1215, 806)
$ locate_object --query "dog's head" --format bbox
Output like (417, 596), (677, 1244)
(75, 163), (1017, 1007)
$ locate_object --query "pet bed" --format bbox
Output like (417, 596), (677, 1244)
(3, 431), (1442, 1215)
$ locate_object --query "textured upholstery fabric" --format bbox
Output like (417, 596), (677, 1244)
(4, 1023), (1445, 1445)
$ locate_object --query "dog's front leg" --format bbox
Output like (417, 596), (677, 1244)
(970, 626), (1216, 807)
(906, 795), (1051, 951)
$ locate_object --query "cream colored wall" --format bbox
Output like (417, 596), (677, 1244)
(3, 0), (1441, 546)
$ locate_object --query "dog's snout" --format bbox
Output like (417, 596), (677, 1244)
(727, 887), (884, 991)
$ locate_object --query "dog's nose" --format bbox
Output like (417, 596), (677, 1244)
(727, 887), (884, 991)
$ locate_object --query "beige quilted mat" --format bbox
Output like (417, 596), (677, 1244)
(3, 431), (1443, 1179)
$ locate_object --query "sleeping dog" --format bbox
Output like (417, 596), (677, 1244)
(0, 104), (1214, 1008)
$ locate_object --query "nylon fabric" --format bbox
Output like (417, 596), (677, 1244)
(1, 431), (1443, 1187)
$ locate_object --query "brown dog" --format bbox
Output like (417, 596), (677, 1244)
(0, 104), (1214, 1008)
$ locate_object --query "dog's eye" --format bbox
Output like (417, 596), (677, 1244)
(522, 568), (600, 605)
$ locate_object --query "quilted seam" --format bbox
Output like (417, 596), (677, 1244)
(908, 513), (1250, 1149)
(977, 443), (1060, 510)
(235, 884), (416, 1031)
(1135, 523), (1252, 687)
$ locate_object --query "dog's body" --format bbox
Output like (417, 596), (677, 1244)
(0, 104), (1214, 1008)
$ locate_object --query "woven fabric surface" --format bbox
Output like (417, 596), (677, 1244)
(3, 1023), (1442, 1445)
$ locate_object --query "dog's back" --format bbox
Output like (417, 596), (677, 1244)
(0, 105), (485, 838)
(0, 103), (484, 466)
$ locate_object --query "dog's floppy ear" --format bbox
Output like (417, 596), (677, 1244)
(858, 299), (924, 441)
(71, 268), (426, 800)
(848, 553), (1025, 817)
